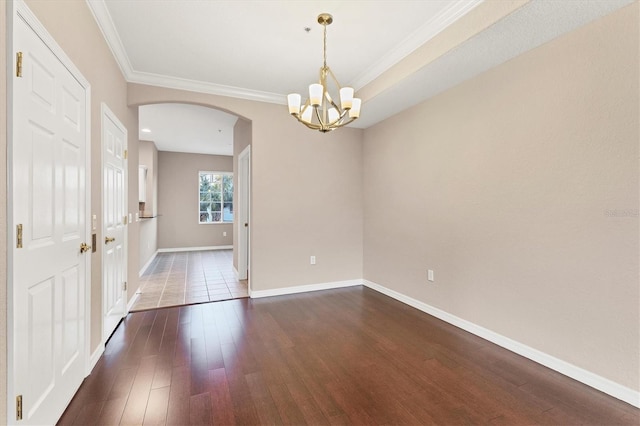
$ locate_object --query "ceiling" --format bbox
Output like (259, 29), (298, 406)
(139, 103), (237, 156)
(89, 0), (633, 155)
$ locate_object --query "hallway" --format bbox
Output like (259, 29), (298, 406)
(132, 249), (248, 311)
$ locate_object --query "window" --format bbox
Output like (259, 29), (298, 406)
(199, 172), (233, 223)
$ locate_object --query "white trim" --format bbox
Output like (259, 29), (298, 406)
(85, 0), (133, 81)
(233, 266), (239, 280)
(362, 280), (640, 408)
(139, 250), (158, 276)
(85, 0), (287, 104)
(88, 344), (105, 373)
(158, 245), (233, 253)
(250, 279), (362, 299)
(127, 70), (286, 105)
(350, 0), (483, 90)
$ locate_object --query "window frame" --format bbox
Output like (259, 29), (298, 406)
(198, 170), (234, 225)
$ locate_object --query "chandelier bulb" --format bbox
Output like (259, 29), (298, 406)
(309, 84), (323, 107)
(287, 93), (301, 115)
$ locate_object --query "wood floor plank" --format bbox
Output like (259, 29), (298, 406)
(119, 355), (158, 424)
(189, 392), (213, 426)
(143, 386), (170, 425)
(165, 365), (191, 425)
(59, 286), (640, 426)
(208, 368), (236, 425)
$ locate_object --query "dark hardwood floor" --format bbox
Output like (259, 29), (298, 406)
(58, 286), (639, 425)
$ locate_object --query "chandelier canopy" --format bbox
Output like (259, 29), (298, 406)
(287, 13), (361, 133)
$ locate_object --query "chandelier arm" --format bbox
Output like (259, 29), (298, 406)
(326, 68), (343, 90)
(292, 114), (322, 130)
(325, 107), (348, 127)
(315, 106), (326, 129)
(331, 116), (357, 129)
(327, 96), (341, 113)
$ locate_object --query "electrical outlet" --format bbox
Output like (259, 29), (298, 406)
(310, 256), (316, 265)
(428, 269), (434, 282)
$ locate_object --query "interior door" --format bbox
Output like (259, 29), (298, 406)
(237, 145), (251, 282)
(11, 8), (89, 425)
(102, 105), (128, 341)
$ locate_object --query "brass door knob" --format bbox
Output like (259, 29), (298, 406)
(105, 236), (116, 244)
(80, 242), (91, 253)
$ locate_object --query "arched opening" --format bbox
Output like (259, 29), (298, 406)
(131, 101), (252, 310)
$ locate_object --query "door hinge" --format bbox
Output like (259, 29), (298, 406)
(16, 395), (22, 420)
(123, 215), (128, 225)
(123, 149), (128, 159)
(16, 224), (23, 248)
(16, 52), (23, 77)
(123, 281), (127, 291)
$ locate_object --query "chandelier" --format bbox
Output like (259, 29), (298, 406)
(287, 13), (362, 133)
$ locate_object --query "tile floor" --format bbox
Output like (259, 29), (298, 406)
(131, 249), (248, 311)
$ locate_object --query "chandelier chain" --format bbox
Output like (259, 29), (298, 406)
(323, 21), (327, 69)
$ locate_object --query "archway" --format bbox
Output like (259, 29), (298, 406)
(131, 101), (252, 310)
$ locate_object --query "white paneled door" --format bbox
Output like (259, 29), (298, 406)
(11, 5), (90, 425)
(102, 105), (128, 342)
(238, 145), (251, 282)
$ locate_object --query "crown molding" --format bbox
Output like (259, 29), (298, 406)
(350, 0), (484, 90)
(87, 0), (287, 105)
(86, 0), (134, 80)
(127, 70), (287, 105)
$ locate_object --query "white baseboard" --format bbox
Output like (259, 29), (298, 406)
(233, 266), (239, 280)
(158, 245), (232, 253)
(139, 250), (158, 276)
(250, 279), (362, 299)
(362, 280), (640, 408)
(88, 343), (105, 374)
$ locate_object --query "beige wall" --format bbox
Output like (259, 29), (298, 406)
(157, 152), (234, 249)
(232, 118), (251, 272)
(138, 141), (158, 271)
(363, 3), (639, 392)
(21, 0), (140, 353)
(1, 2), (7, 421)
(128, 85), (365, 291)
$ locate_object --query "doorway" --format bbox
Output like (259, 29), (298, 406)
(132, 103), (251, 310)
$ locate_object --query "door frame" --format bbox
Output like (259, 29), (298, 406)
(6, 0), (92, 423)
(100, 102), (128, 345)
(237, 145), (251, 287)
